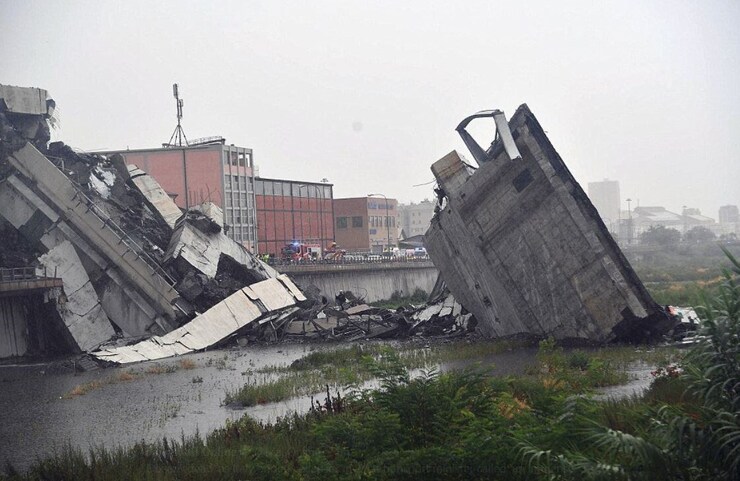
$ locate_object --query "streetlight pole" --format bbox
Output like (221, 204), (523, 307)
(626, 198), (632, 244)
(368, 193), (391, 252)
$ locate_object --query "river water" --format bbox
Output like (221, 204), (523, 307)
(0, 345), (316, 472)
(0, 343), (647, 472)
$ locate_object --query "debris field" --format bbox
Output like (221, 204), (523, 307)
(0, 84), (474, 364)
(0, 84), (677, 364)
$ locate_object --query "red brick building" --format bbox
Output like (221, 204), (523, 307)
(334, 197), (397, 252)
(99, 142), (258, 249)
(255, 178), (334, 256)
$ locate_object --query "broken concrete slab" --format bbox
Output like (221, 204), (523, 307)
(191, 202), (224, 231)
(127, 164), (183, 229)
(92, 275), (305, 364)
(7, 143), (180, 325)
(285, 317), (340, 335)
(37, 241), (115, 351)
(165, 221), (278, 280)
(425, 105), (672, 343)
(0, 85), (49, 116)
(0, 174), (173, 336)
(344, 304), (373, 315)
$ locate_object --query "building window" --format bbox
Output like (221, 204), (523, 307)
(336, 217), (348, 229)
(352, 216), (363, 228)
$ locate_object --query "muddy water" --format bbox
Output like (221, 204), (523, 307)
(0, 343), (578, 472)
(0, 345), (318, 472)
(593, 361), (655, 400)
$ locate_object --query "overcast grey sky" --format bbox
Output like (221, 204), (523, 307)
(2, 0), (739, 218)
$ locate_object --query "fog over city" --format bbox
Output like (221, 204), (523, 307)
(2, 0), (739, 218)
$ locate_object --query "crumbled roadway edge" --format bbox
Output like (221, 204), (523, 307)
(92, 275), (305, 364)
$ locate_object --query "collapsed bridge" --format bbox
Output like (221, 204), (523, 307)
(0, 84), (676, 362)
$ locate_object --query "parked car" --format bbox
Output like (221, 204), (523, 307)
(413, 247), (427, 257)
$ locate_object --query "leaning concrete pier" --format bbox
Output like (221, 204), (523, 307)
(425, 105), (672, 343)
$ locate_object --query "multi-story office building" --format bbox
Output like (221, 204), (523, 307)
(334, 197), (398, 252)
(587, 179), (620, 232)
(254, 177), (334, 256)
(99, 140), (258, 250)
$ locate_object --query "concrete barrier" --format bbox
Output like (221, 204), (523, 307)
(277, 261), (438, 302)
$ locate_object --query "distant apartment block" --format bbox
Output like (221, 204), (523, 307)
(587, 179), (620, 232)
(398, 199), (435, 239)
(719, 205), (739, 224)
(334, 197), (397, 252)
(718, 205), (739, 237)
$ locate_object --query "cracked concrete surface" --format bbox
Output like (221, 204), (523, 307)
(37, 241), (115, 351)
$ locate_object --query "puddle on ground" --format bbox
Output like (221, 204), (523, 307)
(593, 361), (655, 400)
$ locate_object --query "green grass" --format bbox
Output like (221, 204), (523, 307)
(370, 288), (429, 309)
(226, 344), (431, 407)
(224, 339), (672, 409)
(645, 278), (725, 306)
(225, 339), (535, 407)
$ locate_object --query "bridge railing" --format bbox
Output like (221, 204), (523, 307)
(0, 266), (61, 283)
(268, 255), (432, 267)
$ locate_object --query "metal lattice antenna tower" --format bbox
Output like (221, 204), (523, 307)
(167, 83), (188, 147)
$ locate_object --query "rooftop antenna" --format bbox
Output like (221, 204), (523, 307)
(166, 83), (188, 147)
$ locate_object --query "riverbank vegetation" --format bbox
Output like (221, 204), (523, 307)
(223, 338), (673, 408)
(3, 254), (737, 480)
(632, 242), (740, 306)
(370, 288), (429, 309)
(3, 343), (684, 480)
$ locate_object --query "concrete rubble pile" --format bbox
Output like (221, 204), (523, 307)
(0, 83), (481, 365)
(425, 105), (677, 343)
(275, 285), (476, 341)
(0, 84), (301, 363)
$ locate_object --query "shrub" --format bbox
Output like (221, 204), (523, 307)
(521, 248), (740, 480)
